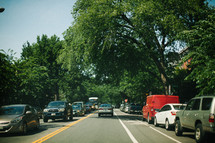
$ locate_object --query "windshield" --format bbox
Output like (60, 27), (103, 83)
(173, 105), (186, 110)
(72, 105), (81, 110)
(0, 106), (25, 115)
(48, 102), (65, 108)
(100, 104), (111, 107)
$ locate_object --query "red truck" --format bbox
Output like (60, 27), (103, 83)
(142, 95), (179, 124)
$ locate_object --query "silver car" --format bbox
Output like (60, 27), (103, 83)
(0, 104), (40, 134)
(175, 96), (215, 143)
(98, 104), (113, 117)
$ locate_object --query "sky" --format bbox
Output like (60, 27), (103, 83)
(0, 0), (215, 59)
(0, 0), (76, 58)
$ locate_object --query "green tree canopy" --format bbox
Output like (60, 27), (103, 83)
(62, 0), (209, 94)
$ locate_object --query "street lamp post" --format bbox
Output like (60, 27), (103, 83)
(0, 7), (5, 13)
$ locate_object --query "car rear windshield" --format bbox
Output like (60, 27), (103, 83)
(202, 98), (213, 110)
(48, 102), (65, 108)
(173, 105), (186, 110)
(0, 106), (24, 115)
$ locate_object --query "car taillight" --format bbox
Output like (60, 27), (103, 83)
(209, 113), (214, 123)
(171, 111), (176, 115)
(99, 108), (103, 110)
(108, 108), (112, 110)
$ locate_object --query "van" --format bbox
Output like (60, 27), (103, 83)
(142, 95), (179, 124)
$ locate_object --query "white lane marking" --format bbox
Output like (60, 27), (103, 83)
(115, 112), (138, 143)
(149, 126), (182, 143)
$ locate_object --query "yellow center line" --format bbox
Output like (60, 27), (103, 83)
(32, 112), (95, 143)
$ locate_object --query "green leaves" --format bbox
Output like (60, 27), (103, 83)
(181, 12), (215, 95)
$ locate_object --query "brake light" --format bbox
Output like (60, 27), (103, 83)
(209, 113), (214, 123)
(171, 111), (176, 115)
(108, 108), (112, 110)
(99, 108), (103, 110)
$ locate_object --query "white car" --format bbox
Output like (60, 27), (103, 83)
(98, 104), (113, 117)
(154, 103), (186, 130)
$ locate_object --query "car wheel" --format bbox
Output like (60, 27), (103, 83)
(63, 115), (68, 121)
(98, 113), (100, 117)
(69, 115), (73, 121)
(175, 120), (183, 136)
(195, 123), (205, 143)
(35, 119), (40, 130)
(43, 117), (48, 123)
(154, 117), (158, 127)
(22, 122), (27, 134)
(165, 119), (170, 130)
(147, 114), (151, 124)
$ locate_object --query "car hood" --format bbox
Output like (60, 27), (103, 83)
(0, 115), (20, 122)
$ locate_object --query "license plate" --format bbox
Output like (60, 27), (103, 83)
(51, 113), (56, 116)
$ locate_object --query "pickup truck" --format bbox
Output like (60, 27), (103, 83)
(175, 96), (215, 143)
(43, 101), (73, 122)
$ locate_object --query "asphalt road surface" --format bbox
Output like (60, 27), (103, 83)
(0, 109), (198, 143)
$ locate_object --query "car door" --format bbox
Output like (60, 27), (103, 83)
(182, 99), (201, 128)
(157, 105), (168, 124)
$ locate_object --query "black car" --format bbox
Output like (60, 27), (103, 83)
(43, 101), (73, 122)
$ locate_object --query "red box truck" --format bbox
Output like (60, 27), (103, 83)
(142, 95), (179, 124)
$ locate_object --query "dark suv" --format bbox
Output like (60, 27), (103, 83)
(175, 96), (215, 143)
(43, 101), (73, 122)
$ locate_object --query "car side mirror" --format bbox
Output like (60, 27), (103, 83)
(26, 111), (32, 114)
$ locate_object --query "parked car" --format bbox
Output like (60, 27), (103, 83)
(0, 104), (40, 134)
(142, 95), (180, 124)
(72, 104), (85, 116)
(175, 96), (215, 143)
(98, 104), (113, 117)
(124, 103), (129, 113)
(127, 103), (142, 114)
(43, 101), (73, 122)
(154, 103), (186, 130)
(120, 104), (125, 112)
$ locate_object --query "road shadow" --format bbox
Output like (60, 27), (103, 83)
(0, 118), (80, 137)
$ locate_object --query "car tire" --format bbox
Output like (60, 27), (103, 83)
(35, 119), (40, 130)
(22, 122), (27, 134)
(165, 119), (170, 130)
(43, 117), (48, 123)
(69, 115), (73, 121)
(98, 113), (101, 117)
(195, 123), (205, 143)
(154, 117), (158, 127)
(63, 115), (68, 121)
(175, 120), (183, 136)
(147, 114), (152, 124)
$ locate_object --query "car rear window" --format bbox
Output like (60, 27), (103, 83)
(202, 98), (213, 110)
(173, 105), (186, 110)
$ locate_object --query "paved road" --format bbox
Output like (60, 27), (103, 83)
(0, 109), (197, 143)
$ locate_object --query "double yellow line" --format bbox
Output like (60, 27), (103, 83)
(32, 113), (95, 143)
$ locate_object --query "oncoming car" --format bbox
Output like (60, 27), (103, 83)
(98, 104), (113, 117)
(0, 104), (40, 134)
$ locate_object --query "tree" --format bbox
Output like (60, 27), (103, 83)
(180, 10), (215, 95)
(63, 0), (209, 94)
(21, 35), (64, 102)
